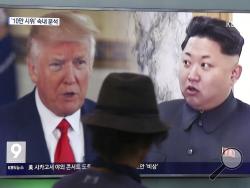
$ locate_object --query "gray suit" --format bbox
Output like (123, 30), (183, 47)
(146, 92), (250, 162)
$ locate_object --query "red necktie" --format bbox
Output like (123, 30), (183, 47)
(54, 119), (75, 163)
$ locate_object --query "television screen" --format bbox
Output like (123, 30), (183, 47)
(1, 7), (250, 178)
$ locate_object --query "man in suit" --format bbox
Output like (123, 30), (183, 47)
(147, 16), (250, 163)
(0, 11), (98, 174)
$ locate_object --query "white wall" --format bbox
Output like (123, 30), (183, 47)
(233, 13), (250, 104)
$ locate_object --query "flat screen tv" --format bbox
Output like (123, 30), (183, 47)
(0, 7), (250, 178)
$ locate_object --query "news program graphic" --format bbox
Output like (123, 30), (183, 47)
(6, 141), (26, 163)
(8, 17), (60, 26)
(209, 148), (242, 180)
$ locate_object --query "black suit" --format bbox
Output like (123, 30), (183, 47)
(146, 92), (250, 163)
(0, 91), (97, 175)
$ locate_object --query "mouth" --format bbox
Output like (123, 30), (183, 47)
(185, 85), (199, 95)
(62, 92), (77, 99)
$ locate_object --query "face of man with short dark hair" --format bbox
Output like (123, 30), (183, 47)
(179, 36), (241, 111)
(28, 40), (92, 116)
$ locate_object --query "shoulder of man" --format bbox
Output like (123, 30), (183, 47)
(158, 99), (185, 123)
(158, 99), (185, 118)
(53, 169), (146, 188)
(0, 91), (35, 118)
(81, 98), (96, 115)
(0, 91), (36, 139)
(235, 98), (250, 112)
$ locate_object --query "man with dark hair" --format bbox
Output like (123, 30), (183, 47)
(53, 72), (168, 188)
(149, 16), (250, 162)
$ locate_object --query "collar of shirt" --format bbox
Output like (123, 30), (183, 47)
(35, 89), (81, 133)
(182, 91), (237, 133)
(35, 89), (83, 162)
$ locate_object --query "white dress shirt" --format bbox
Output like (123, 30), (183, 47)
(35, 90), (84, 163)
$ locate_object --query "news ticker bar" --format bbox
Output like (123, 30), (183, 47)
(8, 17), (60, 26)
(3, 162), (250, 176)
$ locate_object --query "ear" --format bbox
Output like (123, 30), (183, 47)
(231, 64), (242, 84)
(27, 56), (38, 84)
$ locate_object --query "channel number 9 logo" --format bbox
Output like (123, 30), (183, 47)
(6, 142), (26, 163)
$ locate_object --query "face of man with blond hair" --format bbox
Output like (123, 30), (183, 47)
(27, 12), (97, 116)
(28, 39), (92, 117)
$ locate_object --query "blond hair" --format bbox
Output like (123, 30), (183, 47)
(27, 11), (98, 64)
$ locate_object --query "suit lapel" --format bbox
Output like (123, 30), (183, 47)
(16, 91), (50, 163)
(15, 94), (96, 163)
(81, 98), (97, 163)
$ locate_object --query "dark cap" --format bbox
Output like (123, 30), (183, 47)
(83, 72), (168, 133)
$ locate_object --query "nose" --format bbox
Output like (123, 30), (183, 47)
(64, 63), (76, 85)
(187, 65), (200, 82)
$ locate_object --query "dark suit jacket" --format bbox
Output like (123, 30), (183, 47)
(0, 91), (97, 175)
(53, 168), (146, 188)
(146, 92), (250, 163)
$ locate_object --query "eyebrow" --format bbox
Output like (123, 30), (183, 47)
(184, 52), (211, 59)
(50, 55), (65, 60)
(74, 56), (86, 59)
